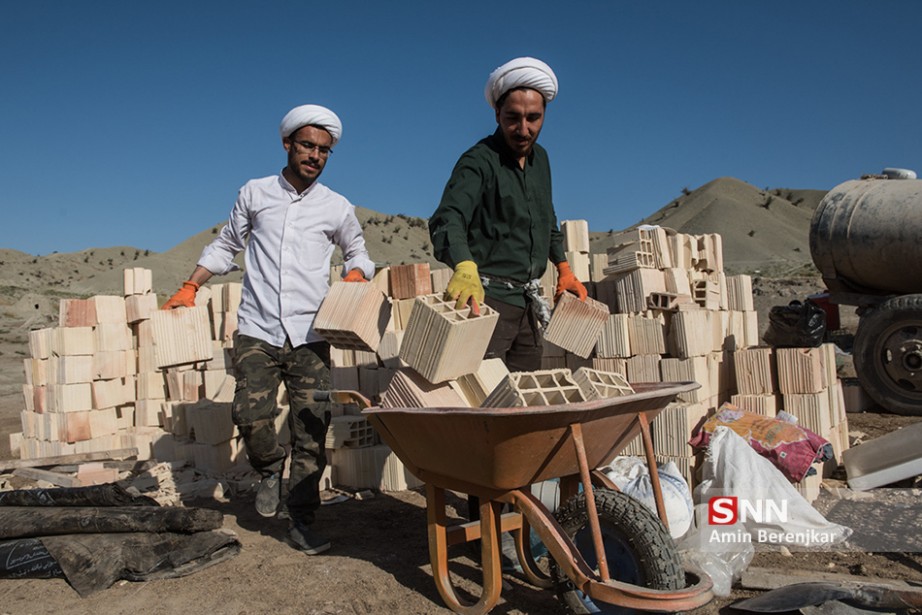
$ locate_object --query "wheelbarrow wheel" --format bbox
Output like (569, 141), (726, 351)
(553, 488), (683, 614)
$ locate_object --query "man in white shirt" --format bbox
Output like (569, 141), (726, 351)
(163, 104), (375, 555)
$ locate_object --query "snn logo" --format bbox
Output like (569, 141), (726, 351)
(708, 496), (787, 525)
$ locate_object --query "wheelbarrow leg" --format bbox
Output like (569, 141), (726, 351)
(426, 484), (502, 615)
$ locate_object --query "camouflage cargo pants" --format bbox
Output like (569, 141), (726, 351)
(232, 334), (331, 525)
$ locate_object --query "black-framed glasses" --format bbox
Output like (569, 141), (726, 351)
(291, 139), (333, 157)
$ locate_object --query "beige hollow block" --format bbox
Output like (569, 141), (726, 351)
(55, 327), (97, 356)
(783, 391), (832, 435)
(730, 393), (778, 416)
(561, 219), (590, 253)
(429, 267), (453, 295)
(31, 385), (45, 413)
(776, 347), (827, 394)
(135, 399), (164, 428)
(660, 356), (710, 403)
(204, 370), (236, 403)
(126, 293), (159, 323)
(192, 439), (242, 474)
(627, 313), (666, 356)
(651, 403), (709, 457)
(370, 266), (390, 296)
(590, 253), (608, 283)
(91, 296), (127, 324)
(326, 415), (378, 448)
(380, 368), (468, 409)
(572, 367), (634, 399)
(8, 431), (22, 458)
(626, 355), (662, 384)
(137, 371), (168, 400)
(399, 294), (498, 383)
(182, 370), (204, 402)
(50, 382), (94, 413)
(223, 283), (243, 314)
(615, 268), (667, 314)
(61, 411), (92, 443)
(389, 263), (433, 300)
(88, 407), (119, 438)
(150, 306), (214, 368)
(123, 267), (153, 296)
(314, 282), (390, 352)
(187, 400), (236, 445)
(332, 445), (392, 490)
(92, 378), (131, 410)
(452, 358), (510, 407)
(591, 358), (628, 378)
(95, 323), (133, 352)
(668, 309), (712, 359)
(51, 355), (95, 384)
(135, 319), (154, 348)
(26, 358), (42, 386)
(565, 250), (591, 282)
(115, 404), (135, 431)
(389, 298), (417, 330)
(481, 369), (589, 408)
(29, 328), (55, 360)
(733, 347), (777, 395)
(59, 298), (97, 328)
(544, 293), (609, 359)
(93, 350), (130, 380)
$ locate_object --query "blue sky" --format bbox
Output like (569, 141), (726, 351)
(2, 1), (919, 255)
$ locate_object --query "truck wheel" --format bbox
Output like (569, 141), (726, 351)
(854, 294), (922, 416)
(553, 488), (683, 614)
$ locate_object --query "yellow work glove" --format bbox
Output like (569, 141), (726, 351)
(445, 260), (484, 316)
(342, 269), (367, 282)
(162, 280), (200, 309)
(554, 261), (588, 301)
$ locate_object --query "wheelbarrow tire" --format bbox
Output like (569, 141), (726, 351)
(553, 488), (683, 614)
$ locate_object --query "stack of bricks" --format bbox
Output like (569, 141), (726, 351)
(731, 343), (849, 502)
(543, 222), (848, 494)
(13, 268), (251, 480)
(562, 219), (591, 282)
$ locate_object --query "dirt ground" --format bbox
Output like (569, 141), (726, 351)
(2, 274), (922, 615)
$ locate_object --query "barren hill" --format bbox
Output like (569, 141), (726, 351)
(590, 177), (827, 275)
(3, 176), (828, 305)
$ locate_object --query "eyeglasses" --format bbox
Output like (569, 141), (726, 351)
(291, 139), (333, 157)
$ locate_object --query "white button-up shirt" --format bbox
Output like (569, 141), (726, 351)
(198, 173), (375, 347)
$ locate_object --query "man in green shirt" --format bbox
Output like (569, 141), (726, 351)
(430, 56), (587, 372)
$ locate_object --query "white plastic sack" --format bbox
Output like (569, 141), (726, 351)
(603, 456), (694, 539)
(694, 426), (851, 547)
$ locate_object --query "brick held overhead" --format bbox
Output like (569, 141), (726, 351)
(149, 306), (214, 368)
(314, 281), (390, 353)
(398, 294), (498, 384)
(543, 292), (609, 359)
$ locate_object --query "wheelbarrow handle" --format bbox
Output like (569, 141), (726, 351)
(313, 389), (373, 409)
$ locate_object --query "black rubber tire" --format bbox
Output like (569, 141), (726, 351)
(553, 488), (683, 614)
(853, 294), (922, 416)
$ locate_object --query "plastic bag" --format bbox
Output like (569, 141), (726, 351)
(603, 457), (694, 539)
(762, 299), (826, 348)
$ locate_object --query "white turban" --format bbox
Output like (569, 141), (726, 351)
(279, 104), (343, 144)
(484, 57), (559, 109)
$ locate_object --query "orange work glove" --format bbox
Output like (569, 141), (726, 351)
(162, 280), (200, 309)
(554, 261), (587, 301)
(444, 260), (483, 316)
(342, 269), (367, 282)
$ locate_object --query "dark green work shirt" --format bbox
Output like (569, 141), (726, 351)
(429, 128), (566, 307)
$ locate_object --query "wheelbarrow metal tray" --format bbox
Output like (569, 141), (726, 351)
(363, 381), (697, 493)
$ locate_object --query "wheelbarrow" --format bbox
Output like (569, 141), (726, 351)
(326, 381), (713, 614)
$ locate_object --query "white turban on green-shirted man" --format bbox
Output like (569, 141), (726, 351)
(484, 57), (559, 109)
(279, 104), (343, 144)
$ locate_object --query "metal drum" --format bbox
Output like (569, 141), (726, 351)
(810, 178), (922, 295)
